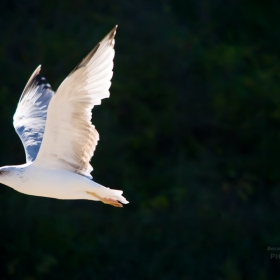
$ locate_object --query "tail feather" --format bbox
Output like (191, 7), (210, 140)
(90, 184), (129, 205)
(111, 189), (129, 204)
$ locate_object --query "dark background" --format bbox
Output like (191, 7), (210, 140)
(0, 0), (279, 279)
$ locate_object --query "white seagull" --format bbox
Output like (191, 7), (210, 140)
(0, 26), (128, 207)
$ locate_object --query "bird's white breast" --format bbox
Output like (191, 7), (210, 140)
(12, 163), (93, 199)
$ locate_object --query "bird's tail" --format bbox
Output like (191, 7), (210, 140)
(110, 189), (129, 204)
(88, 183), (129, 205)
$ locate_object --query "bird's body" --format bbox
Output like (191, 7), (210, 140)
(0, 26), (128, 207)
(2, 163), (124, 202)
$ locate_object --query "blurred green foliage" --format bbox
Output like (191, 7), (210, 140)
(0, 0), (280, 279)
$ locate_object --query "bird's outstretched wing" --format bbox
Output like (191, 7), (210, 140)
(13, 66), (54, 162)
(34, 26), (117, 179)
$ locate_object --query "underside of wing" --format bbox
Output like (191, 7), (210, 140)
(13, 66), (54, 162)
(34, 26), (117, 179)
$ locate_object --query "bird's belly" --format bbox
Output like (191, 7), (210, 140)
(14, 168), (92, 199)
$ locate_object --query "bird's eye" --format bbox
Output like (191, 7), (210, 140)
(0, 171), (4, 175)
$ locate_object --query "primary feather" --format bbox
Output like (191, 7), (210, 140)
(34, 26), (117, 179)
(13, 66), (54, 162)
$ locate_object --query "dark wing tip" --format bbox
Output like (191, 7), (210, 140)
(109, 25), (118, 39)
(103, 25), (117, 44)
(21, 65), (41, 96)
(68, 26), (118, 76)
(20, 65), (52, 102)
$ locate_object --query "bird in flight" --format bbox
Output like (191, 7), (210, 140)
(0, 26), (128, 207)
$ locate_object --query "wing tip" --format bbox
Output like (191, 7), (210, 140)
(108, 25), (118, 41)
(30, 65), (42, 79)
(20, 65), (42, 101)
(101, 25), (118, 45)
(35, 64), (42, 73)
(25, 65), (42, 86)
(68, 26), (118, 76)
(19, 64), (54, 102)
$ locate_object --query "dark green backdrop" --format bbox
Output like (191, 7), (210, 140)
(0, 0), (279, 279)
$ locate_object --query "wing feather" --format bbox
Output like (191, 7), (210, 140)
(34, 26), (117, 178)
(13, 66), (54, 162)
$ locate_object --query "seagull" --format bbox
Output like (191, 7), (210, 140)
(0, 26), (128, 207)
